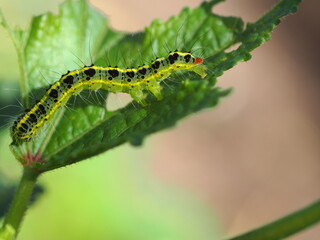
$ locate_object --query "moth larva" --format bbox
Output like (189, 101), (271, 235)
(11, 50), (207, 141)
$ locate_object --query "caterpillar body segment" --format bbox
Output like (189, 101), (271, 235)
(11, 51), (207, 141)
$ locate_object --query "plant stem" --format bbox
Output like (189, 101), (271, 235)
(2, 168), (39, 238)
(227, 200), (320, 240)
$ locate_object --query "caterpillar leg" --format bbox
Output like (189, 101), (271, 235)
(192, 65), (207, 79)
(148, 83), (163, 101)
(130, 89), (147, 106)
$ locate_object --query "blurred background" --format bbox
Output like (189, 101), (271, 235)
(0, 0), (319, 239)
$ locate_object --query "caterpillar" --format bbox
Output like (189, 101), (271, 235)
(11, 50), (207, 141)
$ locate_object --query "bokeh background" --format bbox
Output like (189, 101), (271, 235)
(0, 0), (319, 239)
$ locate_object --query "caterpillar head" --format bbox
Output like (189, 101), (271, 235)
(167, 51), (207, 78)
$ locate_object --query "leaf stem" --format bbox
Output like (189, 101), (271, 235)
(1, 168), (39, 239)
(227, 200), (320, 240)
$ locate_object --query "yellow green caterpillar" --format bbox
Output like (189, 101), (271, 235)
(11, 50), (207, 141)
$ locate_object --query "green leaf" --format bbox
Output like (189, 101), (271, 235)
(3, 0), (301, 172)
(5, 0), (239, 171)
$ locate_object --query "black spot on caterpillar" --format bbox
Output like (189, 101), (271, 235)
(11, 51), (207, 141)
